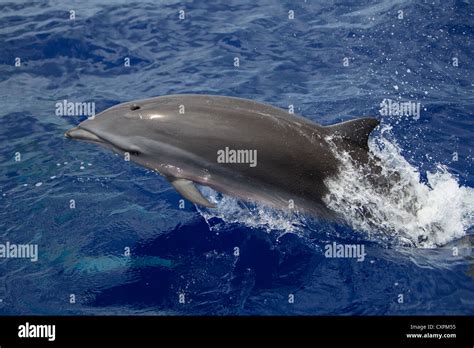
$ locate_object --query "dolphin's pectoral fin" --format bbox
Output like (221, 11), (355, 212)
(326, 117), (380, 151)
(169, 178), (216, 208)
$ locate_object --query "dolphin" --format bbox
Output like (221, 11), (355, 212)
(43, 249), (176, 274)
(65, 94), (379, 217)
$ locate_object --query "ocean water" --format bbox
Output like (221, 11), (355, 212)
(0, 0), (473, 315)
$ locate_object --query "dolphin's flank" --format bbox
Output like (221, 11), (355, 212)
(65, 94), (379, 217)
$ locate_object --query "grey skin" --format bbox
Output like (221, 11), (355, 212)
(65, 94), (379, 218)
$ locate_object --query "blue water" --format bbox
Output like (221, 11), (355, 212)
(0, 0), (473, 315)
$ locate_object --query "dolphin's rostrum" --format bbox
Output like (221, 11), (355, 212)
(65, 94), (379, 217)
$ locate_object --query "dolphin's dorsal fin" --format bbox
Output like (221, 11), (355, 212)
(326, 118), (379, 151)
(169, 178), (216, 208)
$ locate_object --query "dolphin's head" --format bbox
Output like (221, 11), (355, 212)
(65, 100), (165, 161)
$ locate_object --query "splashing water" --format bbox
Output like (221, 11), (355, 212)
(196, 187), (307, 234)
(323, 125), (474, 248)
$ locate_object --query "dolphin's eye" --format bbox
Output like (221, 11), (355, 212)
(129, 150), (141, 156)
(130, 104), (141, 111)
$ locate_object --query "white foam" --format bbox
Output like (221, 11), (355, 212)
(323, 125), (474, 248)
(196, 187), (305, 234)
